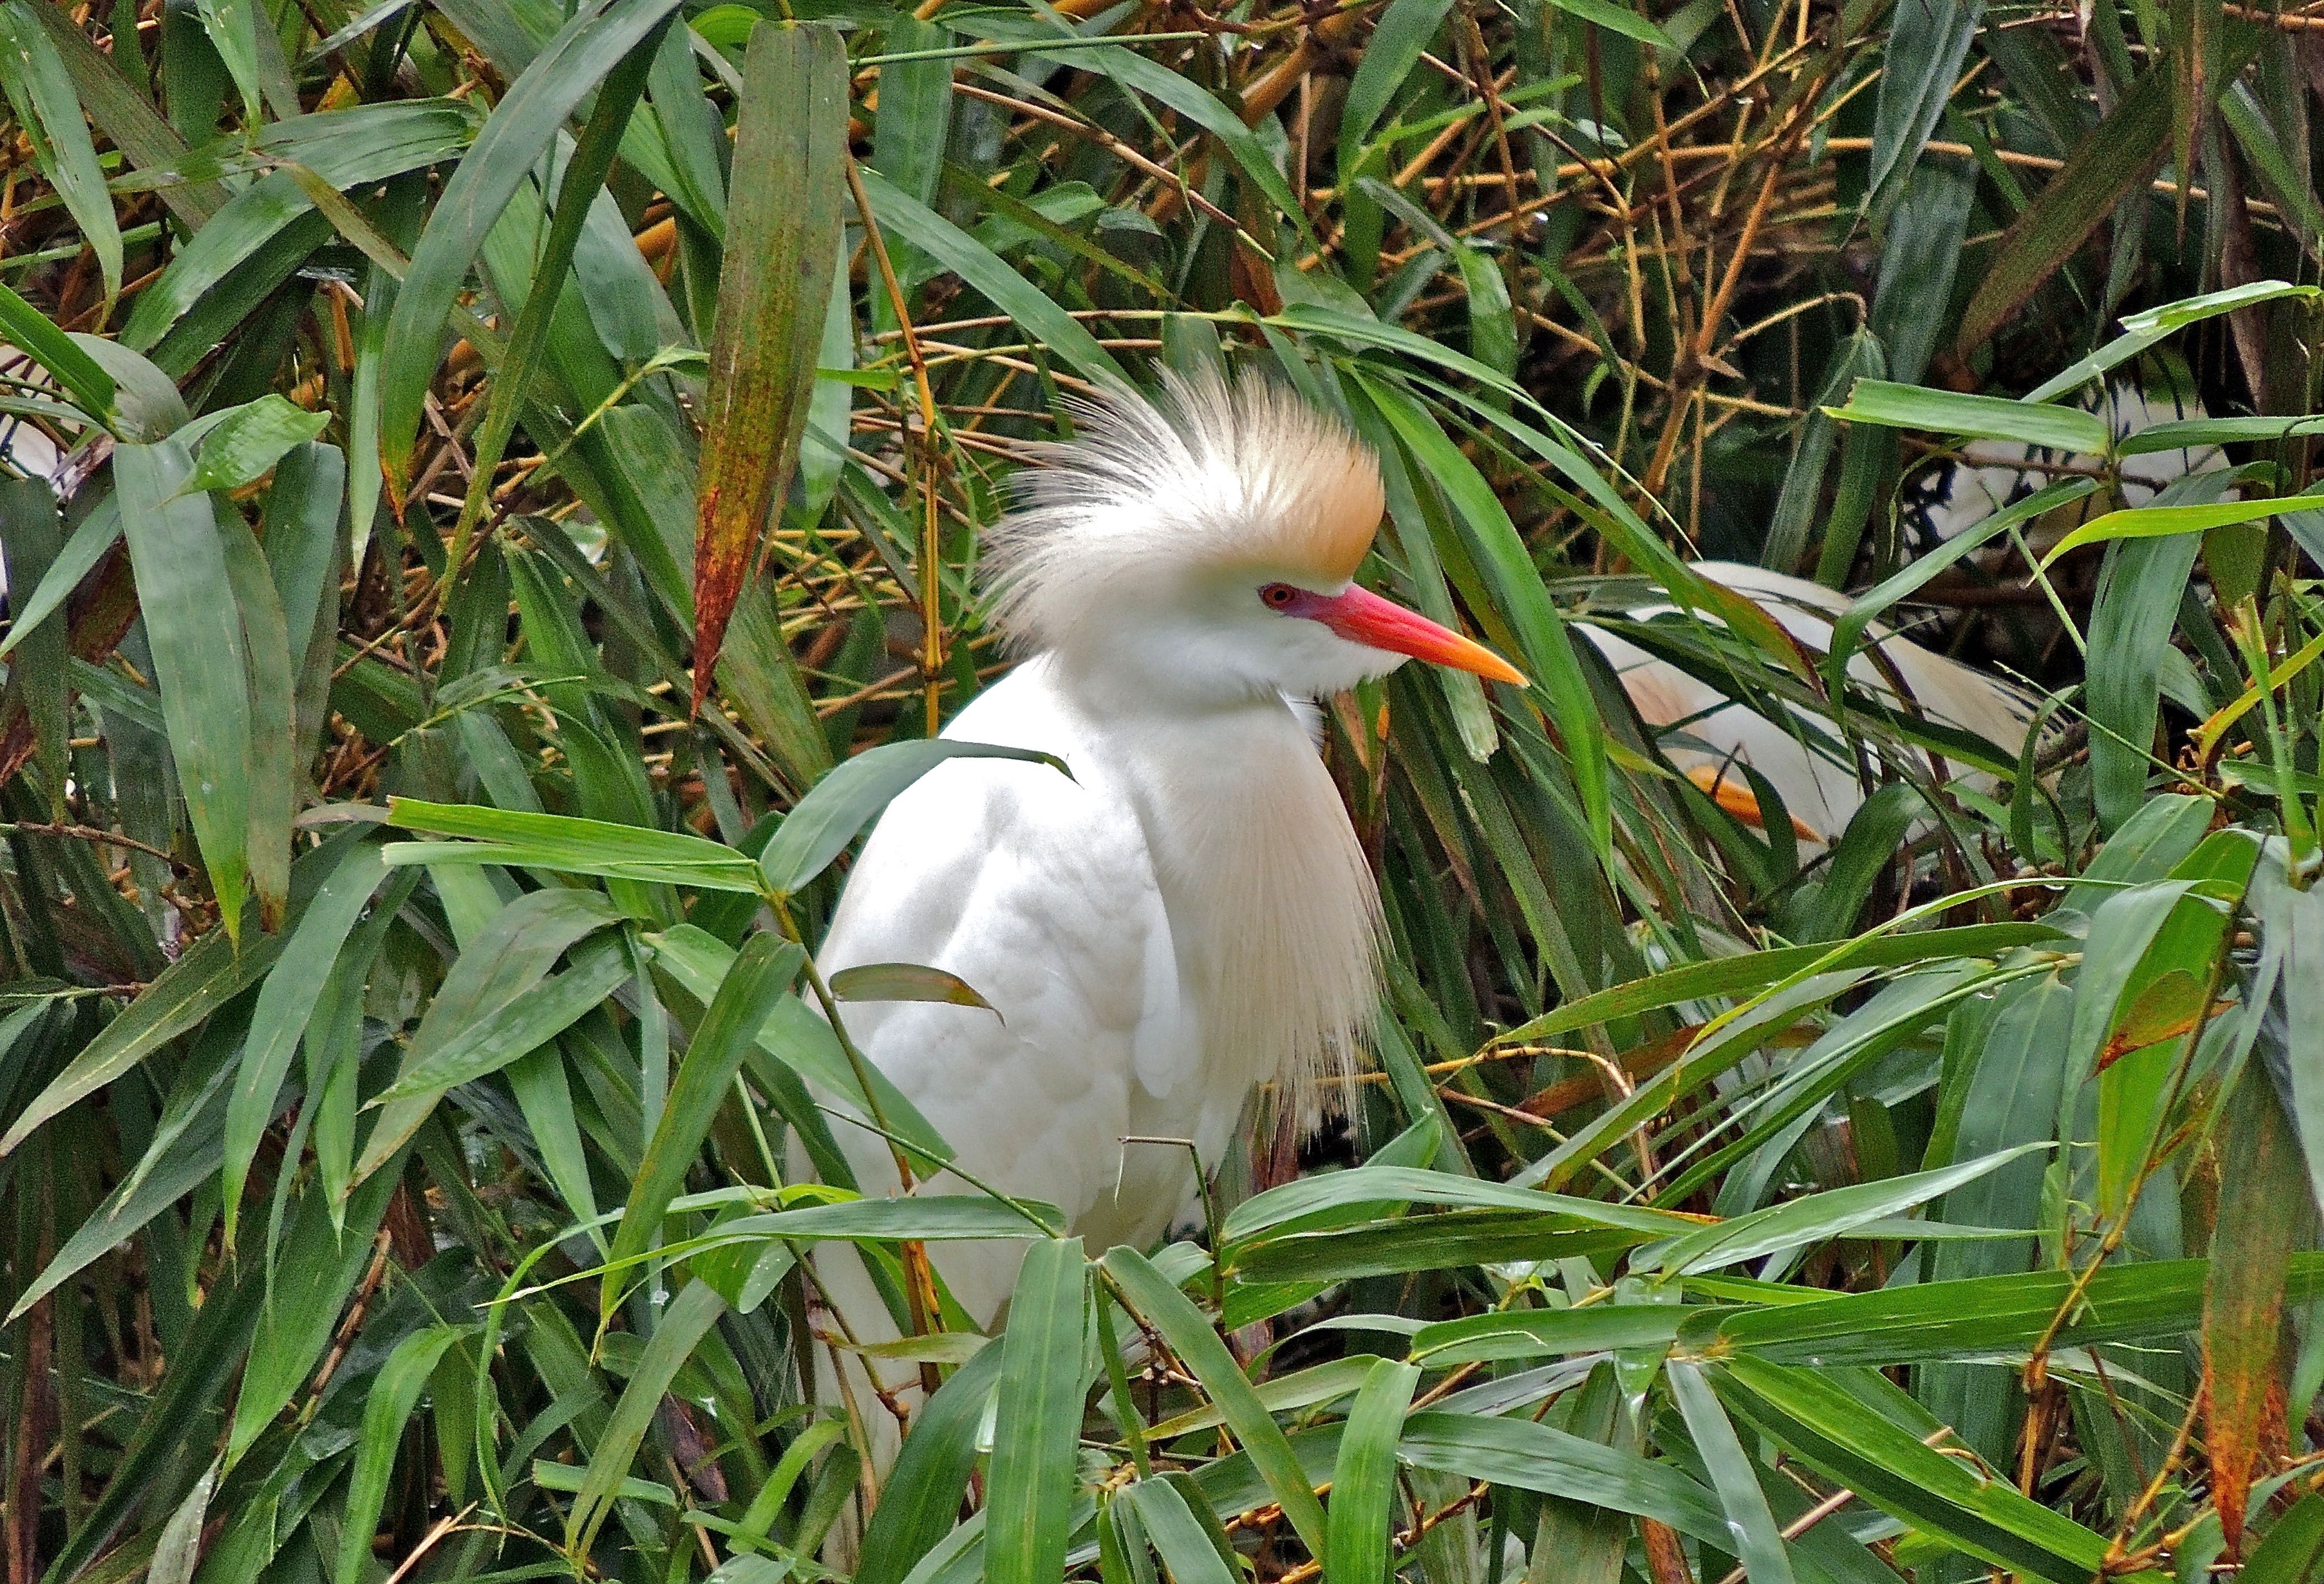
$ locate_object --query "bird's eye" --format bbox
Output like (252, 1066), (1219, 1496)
(1260, 583), (1298, 610)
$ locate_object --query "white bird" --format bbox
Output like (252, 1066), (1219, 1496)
(804, 373), (1524, 1470)
(1579, 561), (2044, 846)
(1900, 370), (2224, 554)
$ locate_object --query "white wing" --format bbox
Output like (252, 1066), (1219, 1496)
(1586, 563), (2046, 842)
(813, 655), (1202, 1316)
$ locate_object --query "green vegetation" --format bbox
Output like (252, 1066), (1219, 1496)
(0, 0), (2321, 1578)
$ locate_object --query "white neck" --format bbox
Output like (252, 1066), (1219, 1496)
(1048, 662), (1382, 1131)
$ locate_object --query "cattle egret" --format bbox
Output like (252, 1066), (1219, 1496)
(1580, 561), (2044, 845)
(1900, 372), (2223, 554)
(805, 373), (1524, 1468)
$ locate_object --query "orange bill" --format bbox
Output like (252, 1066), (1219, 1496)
(1316, 585), (1528, 686)
(1686, 763), (1823, 843)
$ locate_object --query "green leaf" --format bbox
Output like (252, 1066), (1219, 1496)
(987, 1239), (1090, 1584)
(1664, 1144), (2045, 1274)
(1547, 0), (1679, 46)
(114, 437), (253, 939)
(1397, 1410), (1726, 1540)
(1358, 378), (1602, 856)
(120, 102), (478, 357)
(1336, 0), (1453, 185)
(2037, 495), (2304, 568)
(829, 962), (996, 1013)
(372, 942), (631, 1100)
(353, 888), (623, 1187)
(449, 20), (663, 598)
(0, 496), (118, 662)
(1827, 477), (2098, 689)
(9, 1029), (231, 1321)
(222, 842), (386, 1248)
(1666, 1361), (1796, 1584)
(178, 395), (332, 496)
(691, 1194), (1060, 1245)
(1952, 62), (2177, 354)
(1490, 921), (2066, 1048)
(644, 924), (956, 1166)
(855, 1330), (1009, 1584)
(335, 1325), (475, 1584)
(384, 798), (764, 891)
(214, 502), (295, 932)
(855, 166), (1128, 388)
(1712, 1358), (2112, 1582)
(0, 0), (122, 306)
(1325, 1358), (1419, 1584)
(2025, 280), (2320, 402)
(2087, 529), (2205, 830)
(191, 0), (261, 118)
(1688, 1254), (2324, 1366)
(1411, 1304), (1688, 1366)
(2240, 1493), (2324, 1579)
(566, 1277), (728, 1557)
(0, 477), (67, 805)
(1227, 1165), (1691, 1246)
(758, 740), (1067, 896)
(376, 0), (686, 480)
(149, 1462), (217, 1584)
(603, 931), (802, 1314)
(0, 277), (114, 421)
(1826, 379), (2112, 453)
(1102, 1245), (1331, 1563)
(1124, 1478), (1239, 1584)
(0, 833), (374, 1157)
(227, 1161), (403, 1461)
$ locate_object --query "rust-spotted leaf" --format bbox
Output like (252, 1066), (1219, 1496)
(692, 21), (844, 713)
(2204, 1070), (2315, 1556)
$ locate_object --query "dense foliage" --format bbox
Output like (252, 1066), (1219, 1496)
(1, 0), (2323, 1578)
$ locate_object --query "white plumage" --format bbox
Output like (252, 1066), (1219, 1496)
(1581, 561), (2043, 844)
(802, 373), (1524, 1477)
(1900, 371), (2225, 552)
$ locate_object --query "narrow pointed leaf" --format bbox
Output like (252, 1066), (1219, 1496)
(692, 21), (845, 710)
(757, 739), (1067, 896)
(604, 931), (802, 1313)
(114, 437), (253, 939)
(1325, 1358), (1420, 1584)
(987, 1238), (1091, 1584)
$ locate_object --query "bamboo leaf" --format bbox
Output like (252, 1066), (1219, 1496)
(179, 395), (331, 496)
(855, 1330), (1009, 1584)
(334, 1325), (476, 1584)
(114, 436), (253, 939)
(0, 0), (121, 305)
(987, 1238), (1091, 1584)
(603, 931), (801, 1315)
(221, 842), (385, 1248)
(1668, 1361), (1795, 1584)
(0, 278), (113, 421)
(352, 888), (623, 1187)
(1103, 1245), (1332, 1563)
(566, 1277), (728, 1557)
(1325, 1358), (1420, 1584)
(693, 20), (845, 710)
(829, 962), (996, 1013)
(758, 739), (1068, 897)
(376, 0), (686, 480)
(2204, 1071), (2314, 1555)
(2038, 495), (2304, 568)
(855, 166), (1129, 387)
(1826, 379), (2111, 452)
